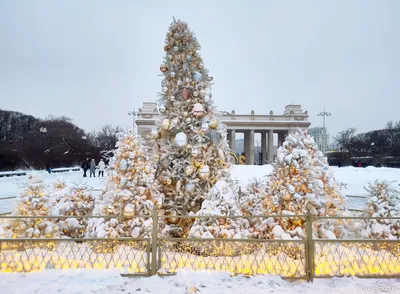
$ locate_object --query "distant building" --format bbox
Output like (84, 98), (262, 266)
(308, 127), (329, 153)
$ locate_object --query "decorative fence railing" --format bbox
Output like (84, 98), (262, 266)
(0, 213), (399, 282)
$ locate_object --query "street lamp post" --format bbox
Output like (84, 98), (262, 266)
(39, 127), (47, 149)
(128, 108), (138, 135)
(317, 107), (331, 154)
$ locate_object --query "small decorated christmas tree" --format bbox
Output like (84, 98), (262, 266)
(154, 18), (232, 237)
(1, 174), (59, 238)
(252, 129), (346, 239)
(50, 177), (68, 206)
(361, 180), (400, 239)
(239, 178), (268, 216)
(57, 183), (95, 238)
(188, 181), (249, 239)
(87, 133), (161, 238)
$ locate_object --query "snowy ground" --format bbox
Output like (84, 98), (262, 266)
(1, 165), (400, 214)
(1, 269), (400, 294)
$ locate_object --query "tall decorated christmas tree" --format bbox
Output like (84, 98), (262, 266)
(252, 129), (347, 239)
(87, 133), (162, 238)
(0, 174), (59, 238)
(361, 180), (400, 239)
(154, 18), (231, 237)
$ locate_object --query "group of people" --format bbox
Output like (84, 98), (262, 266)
(81, 158), (106, 177)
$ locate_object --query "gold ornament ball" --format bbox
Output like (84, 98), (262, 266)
(209, 119), (219, 129)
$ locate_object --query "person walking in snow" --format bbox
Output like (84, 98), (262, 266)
(89, 159), (96, 177)
(98, 159), (105, 177)
(81, 158), (90, 177)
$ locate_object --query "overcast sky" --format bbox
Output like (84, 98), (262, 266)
(0, 0), (399, 139)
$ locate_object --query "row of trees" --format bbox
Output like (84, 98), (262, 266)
(332, 121), (400, 165)
(0, 109), (122, 171)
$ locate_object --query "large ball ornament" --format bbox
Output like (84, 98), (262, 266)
(120, 177), (127, 187)
(182, 111), (188, 117)
(174, 132), (188, 148)
(119, 159), (128, 171)
(198, 165), (210, 180)
(191, 148), (200, 158)
(161, 119), (170, 131)
(160, 64), (168, 72)
(184, 181), (196, 193)
(201, 123), (209, 132)
(191, 103), (206, 119)
(209, 119), (219, 129)
(193, 71), (203, 82)
(182, 88), (190, 99)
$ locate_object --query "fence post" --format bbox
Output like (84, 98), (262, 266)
(151, 209), (158, 276)
(305, 212), (314, 282)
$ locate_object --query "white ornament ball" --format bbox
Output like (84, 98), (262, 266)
(198, 165), (210, 180)
(186, 55), (192, 61)
(119, 159), (128, 171)
(193, 91), (198, 97)
(173, 46), (179, 51)
(162, 86), (168, 92)
(168, 55), (173, 60)
(174, 132), (188, 148)
(185, 181), (196, 193)
(177, 79), (183, 86)
(170, 72), (176, 78)
(161, 119), (170, 131)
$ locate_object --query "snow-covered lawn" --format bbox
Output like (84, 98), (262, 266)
(1, 269), (399, 294)
(1, 165), (400, 214)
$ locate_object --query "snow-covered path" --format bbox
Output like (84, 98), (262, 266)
(2, 269), (399, 294)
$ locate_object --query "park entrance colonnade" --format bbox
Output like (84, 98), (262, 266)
(135, 102), (311, 165)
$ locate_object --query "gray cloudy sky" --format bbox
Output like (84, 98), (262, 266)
(0, 0), (399, 139)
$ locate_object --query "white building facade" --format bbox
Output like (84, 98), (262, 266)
(308, 127), (329, 153)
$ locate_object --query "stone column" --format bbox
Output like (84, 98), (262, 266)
(261, 131), (267, 165)
(244, 130), (249, 164)
(230, 129), (236, 153)
(278, 132), (285, 147)
(249, 130), (255, 165)
(267, 130), (274, 163)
